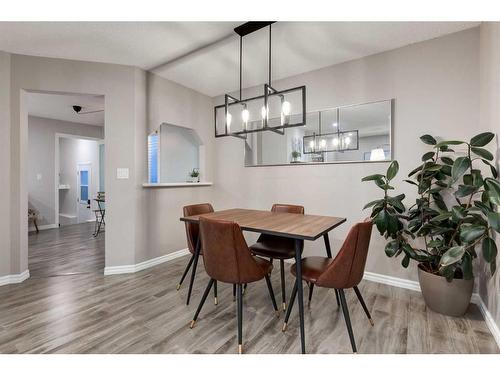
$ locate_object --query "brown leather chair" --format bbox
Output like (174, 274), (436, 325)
(282, 220), (374, 353)
(177, 203), (215, 305)
(250, 204), (304, 311)
(190, 217), (279, 354)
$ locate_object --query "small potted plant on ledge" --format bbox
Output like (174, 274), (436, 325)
(291, 150), (302, 163)
(362, 132), (499, 316)
(188, 168), (200, 183)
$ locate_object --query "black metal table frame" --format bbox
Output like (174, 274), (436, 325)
(180, 214), (346, 354)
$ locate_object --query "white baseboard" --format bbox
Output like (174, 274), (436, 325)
(0, 270), (30, 286)
(104, 248), (190, 275)
(363, 270), (500, 349)
(28, 223), (58, 232)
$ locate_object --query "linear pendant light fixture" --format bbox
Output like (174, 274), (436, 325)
(214, 22), (306, 139)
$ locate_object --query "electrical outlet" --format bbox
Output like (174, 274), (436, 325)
(116, 168), (129, 179)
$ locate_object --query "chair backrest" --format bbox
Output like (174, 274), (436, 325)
(316, 220), (373, 289)
(199, 217), (267, 284)
(183, 203), (214, 254)
(271, 203), (304, 214)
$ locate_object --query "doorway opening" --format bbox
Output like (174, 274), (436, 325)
(27, 91), (105, 277)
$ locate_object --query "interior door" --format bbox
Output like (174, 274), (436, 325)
(77, 163), (92, 223)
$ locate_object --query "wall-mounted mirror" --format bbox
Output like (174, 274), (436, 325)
(244, 99), (393, 166)
(148, 123), (203, 183)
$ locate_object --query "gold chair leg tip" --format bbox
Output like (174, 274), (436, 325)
(214, 297), (218, 305)
(282, 302), (286, 311)
(176, 284), (181, 291)
(282, 323), (288, 332)
(369, 318), (374, 326)
(238, 344), (243, 354)
(189, 320), (196, 329)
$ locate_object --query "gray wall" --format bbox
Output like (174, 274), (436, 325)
(0, 51), (11, 277)
(212, 28), (480, 282)
(479, 22), (500, 331)
(27, 116), (103, 226)
(9, 54), (142, 274)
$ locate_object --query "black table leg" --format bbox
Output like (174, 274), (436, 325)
(323, 232), (332, 258)
(186, 234), (201, 305)
(294, 239), (306, 354)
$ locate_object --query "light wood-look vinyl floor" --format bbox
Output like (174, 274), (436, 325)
(0, 223), (496, 354)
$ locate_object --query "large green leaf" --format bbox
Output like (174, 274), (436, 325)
(459, 224), (486, 243)
(487, 212), (500, 233)
(385, 240), (400, 257)
(401, 255), (410, 268)
(361, 174), (385, 182)
(484, 178), (500, 206)
(363, 199), (383, 210)
(470, 132), (495, 147)
(430, 212), (452, 222)
(482, 237), (498, 263)
(436, 140), (465, 148)
(481, 160), (498, 178)
(420, 134), (437, 145)
(451, 157), (470, 181)
(386, 161), (399, 181)
(471, 147), (494, 161)
(440, 246), (465, 267)
(455, 184), (478, 198)
(421, 152), (435, 161)
(441, 156), (454, 165)
(462, 252), (473, 280)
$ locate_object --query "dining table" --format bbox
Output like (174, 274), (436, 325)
(180, 207), (346, 354)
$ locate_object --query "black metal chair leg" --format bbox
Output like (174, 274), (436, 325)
(237, 284), (243, 354)
(243, 283), (248, 295)
(334, 289), (340, 307)
(280, 259), (286, 311)
(233, 284), (236, 302)
(264, 275), (279, 316)
(214, 280), (218, 305)
(189, 278), (215, 328)
(308, 283), (315, 307)
(338, 289), (357, 353)
(186, 237), (201, 305)
(353, 286), (373, 326)
(282, 281), (298, 332)
(177, 254), (195, 290)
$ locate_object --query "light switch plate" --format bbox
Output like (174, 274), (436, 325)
(116, 168), (129, 179)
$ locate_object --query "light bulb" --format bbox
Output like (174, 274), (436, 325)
(241, 108), (249, 123)
(261, 106), (267, 119)
(226, 113), (232, 131)
(309, 140), (315, 149)
(345, 136), (351, 146)
(332, 137), (339, 147)
(282, 101), (291, 116)
(320, 139), (326, 149)
(332, 122), (338, 127)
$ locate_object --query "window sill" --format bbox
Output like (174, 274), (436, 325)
(142, 182), (213, 188)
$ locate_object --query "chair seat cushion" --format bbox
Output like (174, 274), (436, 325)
(250, 235), (296, 259)
(291, 256), (333, 284)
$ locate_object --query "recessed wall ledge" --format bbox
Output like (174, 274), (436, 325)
(142, 182), (213, 188)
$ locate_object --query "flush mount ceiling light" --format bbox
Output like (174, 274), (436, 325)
(214, 22), (306, 139)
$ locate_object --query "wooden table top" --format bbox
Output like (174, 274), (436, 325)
(180, 208), (346, 241)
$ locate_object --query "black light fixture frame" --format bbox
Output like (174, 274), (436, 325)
(302, 129), (360, 155)
(214, 21), (307, 139)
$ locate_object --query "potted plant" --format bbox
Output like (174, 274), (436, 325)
(291, 150), (302, 163)
(188, 168), (200, 183)
(362, 132), (499, 316)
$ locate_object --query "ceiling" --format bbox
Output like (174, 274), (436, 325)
(27, 92), (104, 126)
(0, 22), (479, 97)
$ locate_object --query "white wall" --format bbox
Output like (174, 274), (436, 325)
(479, 22), (500, 330)
(212, 28), (480, 282)
(28, 116), (103, 226)
(0, 51), (11, 277)
(59, 137), (101, 222)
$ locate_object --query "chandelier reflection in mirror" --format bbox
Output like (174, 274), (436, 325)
(303, 111), (359, 155)
(214, 22), (306, 139)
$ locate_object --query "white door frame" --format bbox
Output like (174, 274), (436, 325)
(54, 133), (103, 227)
